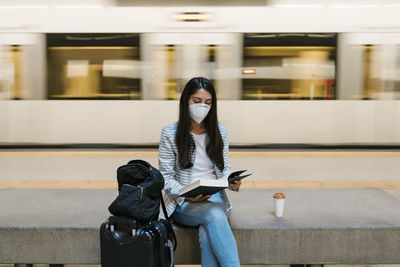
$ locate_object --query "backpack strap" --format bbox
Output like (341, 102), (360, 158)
(160, 196), (177, 251)
(160, 194), (169, 221)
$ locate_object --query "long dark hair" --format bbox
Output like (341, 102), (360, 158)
(176, 77), (224, 171)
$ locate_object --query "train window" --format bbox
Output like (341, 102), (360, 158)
(0, 45), (23, 100)
(362, 44), (400, 100)
(242, 33), (336, 100)
(47, 33), (140, 100)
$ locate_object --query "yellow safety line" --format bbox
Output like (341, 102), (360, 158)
(0, 151), (158, 158)
(230, 151), (400, 158)
(242, 180), (400, 189)
(1, 180), (399, 189)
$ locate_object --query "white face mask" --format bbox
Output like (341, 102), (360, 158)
(189, 103), (211, 124)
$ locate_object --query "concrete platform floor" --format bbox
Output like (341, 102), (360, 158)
(1, 149), (400, 266)
(1, 149), (400, 200)
(0, 149), (400, 186)
(1, 149), (400, 182)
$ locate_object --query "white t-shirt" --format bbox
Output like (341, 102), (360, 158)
(190, 132), (216, 183)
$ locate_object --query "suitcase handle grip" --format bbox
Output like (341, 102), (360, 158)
(108, 223), (137, 245)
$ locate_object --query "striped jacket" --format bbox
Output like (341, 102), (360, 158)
(158, 122), (232, 218)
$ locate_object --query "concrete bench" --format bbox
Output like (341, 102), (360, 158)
(1, 188), (400, 265)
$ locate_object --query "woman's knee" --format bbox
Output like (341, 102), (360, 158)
(203, 206), (228, 224)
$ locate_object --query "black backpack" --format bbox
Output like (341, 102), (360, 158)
(102, 160), (177, 266)
(108, 160), (165, 222)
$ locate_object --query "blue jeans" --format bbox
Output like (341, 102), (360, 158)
(171, 192), (240, 267)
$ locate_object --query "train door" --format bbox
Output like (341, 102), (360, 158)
(337, 33), (400, 100)
(0, 33), (46, 100)
(140, 33), (242, 100)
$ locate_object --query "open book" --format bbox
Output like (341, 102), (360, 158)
(179, 179), (228, 198)
(179, 170), (252, 198)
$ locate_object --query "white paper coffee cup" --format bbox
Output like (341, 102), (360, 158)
(273, 192), (286, 218)
(274, 198), (285, 217)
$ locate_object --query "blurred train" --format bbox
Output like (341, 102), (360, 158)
(1, 1), (400, 146)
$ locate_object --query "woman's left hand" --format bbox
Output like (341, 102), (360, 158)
(229, 180), (241, 191)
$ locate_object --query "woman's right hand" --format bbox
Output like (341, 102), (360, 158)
(186, 194), (210, 202)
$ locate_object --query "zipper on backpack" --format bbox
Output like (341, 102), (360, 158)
(124, 184), (144, 200)
(138, 185), (144, 199)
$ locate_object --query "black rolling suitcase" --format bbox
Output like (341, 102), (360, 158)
(100, 216), (174, 267)
(100, 160), (176, 267)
